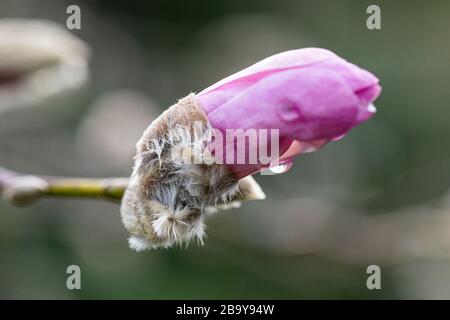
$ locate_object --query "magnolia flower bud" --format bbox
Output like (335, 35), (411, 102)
(121, 48), (381, 250)
(197, 48), (381, 177)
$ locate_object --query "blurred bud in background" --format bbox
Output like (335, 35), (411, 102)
(75, 90), (160, 175)
(0, 18), (90, 113)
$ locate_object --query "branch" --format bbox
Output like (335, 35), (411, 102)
(0, 166), (128, 206)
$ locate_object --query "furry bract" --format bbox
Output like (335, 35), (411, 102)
(120, 48), (381, 250)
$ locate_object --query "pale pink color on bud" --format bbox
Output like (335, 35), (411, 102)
(196, 48), (381, 178)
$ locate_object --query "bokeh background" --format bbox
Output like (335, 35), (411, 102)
(1, 0), (450, 299)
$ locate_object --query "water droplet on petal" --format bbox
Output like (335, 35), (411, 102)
(270, 165), (287, 174)
(267, 161), (293, 174)
(367, 103), (377, 113)
(278, 104), (300, 122)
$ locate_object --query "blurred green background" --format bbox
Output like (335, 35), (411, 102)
(1, 0), (450, 299)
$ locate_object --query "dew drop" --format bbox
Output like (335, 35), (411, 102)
(278, 104), (300, 122)
(267, 161), (293, 174)
(367, 103), (377, 113)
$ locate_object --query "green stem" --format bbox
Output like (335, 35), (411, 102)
(0, 166), (128, 206)
(45, 177), (128, 200)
